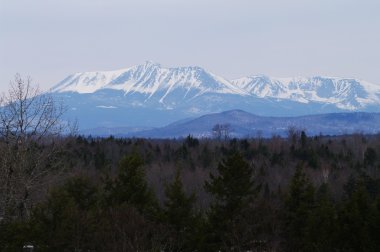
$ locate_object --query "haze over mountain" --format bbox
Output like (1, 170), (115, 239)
(81, 110), (380, 138)
(51, 61), (380, 130)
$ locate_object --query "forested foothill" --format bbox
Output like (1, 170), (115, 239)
(1, 131), (380, 251)
(1, 77), (380, 251)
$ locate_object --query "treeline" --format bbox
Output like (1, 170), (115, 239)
(1, 132), (380, 251)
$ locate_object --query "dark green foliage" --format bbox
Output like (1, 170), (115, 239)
(185, 134), (199, 147)
(175, 144), (189, 160)
(205, 153), (257, 216)
(306, 183), (338, 251)
(94, 147), (108, 170)
(94, 204), (165, 252)
(301, 131), (307, 148)
(271, 151), (284, 165)
(163, 169), (201, 251)
(2, 134), (380, 251)
(257, 142), (269, 156)
(105, 152), (158, 216)
(30, 176), (98, 251)
(364, 147), (377, 166)
(205, 152), (260, 250)
(372, 198), (380, 250)
(200, 144), (212, 167)
(164, 169), (196, 230)
(337, 180), (378, 252)
(283, 164), (315, 251)
(0, 220), (34, 252)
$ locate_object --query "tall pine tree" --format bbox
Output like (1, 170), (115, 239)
(306, 183), (338, 251)
(205, 152), (259, 251)
(283, 164), (315, 251)
(163, 168), (200, 251)
(104, 152), (158, 217)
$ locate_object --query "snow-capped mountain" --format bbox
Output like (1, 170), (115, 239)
(51, 61), (380, 129)
(232, 75), (380, 110)
(52, 61), (247, 105)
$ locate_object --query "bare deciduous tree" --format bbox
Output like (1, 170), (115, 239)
(0, 74), (72, 220)
(212, 123), (231, 140)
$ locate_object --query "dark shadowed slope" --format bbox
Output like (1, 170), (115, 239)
(124, 110), (380, 138)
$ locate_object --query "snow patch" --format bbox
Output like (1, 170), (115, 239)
(96, 105), (117, 109)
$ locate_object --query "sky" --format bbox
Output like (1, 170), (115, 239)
(1, 0), (380, 92)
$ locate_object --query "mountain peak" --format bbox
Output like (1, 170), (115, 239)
(51, 62), (380, 112)
(50, 61), (249, 105)
(141, 60), (161, 68)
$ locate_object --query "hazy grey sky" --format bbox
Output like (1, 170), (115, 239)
(1, 0), (379, 92)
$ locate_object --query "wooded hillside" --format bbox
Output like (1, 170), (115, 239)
(1, 132), (380, 251)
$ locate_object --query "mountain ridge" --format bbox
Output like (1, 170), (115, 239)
(123, 110), (380, 138)
(52, 61), (380, 111)
(50, 61), (380, 129)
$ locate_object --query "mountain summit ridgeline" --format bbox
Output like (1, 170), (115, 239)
(51, 61), (380, 129)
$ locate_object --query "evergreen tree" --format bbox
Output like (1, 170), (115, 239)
(163, 169), (199, 251)
(364, 147), (376, 167)
(371, 197), (380, 251)
(337, 180), (374, 251)
(106, 152), (158, 216)
(283, 164), (315, 251)
(301, 130), (307, 149)
(205, 152), (259, 251)
(29, 176), (99, 251)
(306, 183), (338, 251)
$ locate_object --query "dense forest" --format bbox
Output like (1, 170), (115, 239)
(0, 77), (380, 251)
(1, 132), (380, 251)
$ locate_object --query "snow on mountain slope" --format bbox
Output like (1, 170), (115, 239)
(232, 76), (380, 110)
(51, 61), (248, 102)
(51, 61), (380, 114)
(51, 68), (128, 94)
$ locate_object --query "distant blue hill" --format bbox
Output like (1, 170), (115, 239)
(81, 110), (380, 138)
